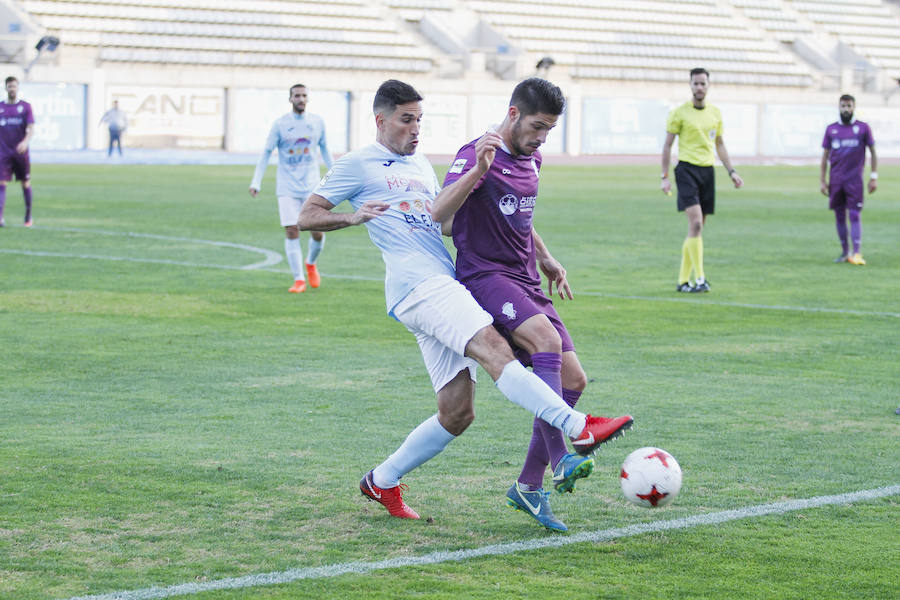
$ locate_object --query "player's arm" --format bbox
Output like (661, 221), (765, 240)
(715, 136), (743, 188)
(867, 145), (878, 194)
(298, 194), (388, 231)
(660, 132), (676, 195)
(820, 149), (830, 196)
(432, 132), (501, 225)
(534, 229), (573, 300)
(16, 123), (33, 154)
(318, 128), (334, 169)
(249, 123), (279, 197)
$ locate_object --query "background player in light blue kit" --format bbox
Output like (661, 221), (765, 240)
(250, 84), (333, 293)
(298, 79), (633, 524)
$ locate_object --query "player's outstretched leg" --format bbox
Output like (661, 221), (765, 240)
(360, 471), (420, 519)
(570, 414), (634, 455)
(505, 482), (567, 531)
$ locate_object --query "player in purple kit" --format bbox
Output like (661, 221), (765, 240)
(820, 94), (877, 265)
(434, 78), (632, 531)
(0, 76), (35, 228)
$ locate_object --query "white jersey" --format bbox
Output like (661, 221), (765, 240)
(313, 142), (455, 316)
(251, 111), (333, 198)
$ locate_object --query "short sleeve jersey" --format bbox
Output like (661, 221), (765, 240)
(312, 143), (454, 316)
(251, 111), (332, 198)
(822, 119), (874, 187)
(0, 100), (34, 156)
(666, 101), (723, 167)
(443, 138), (542, 287)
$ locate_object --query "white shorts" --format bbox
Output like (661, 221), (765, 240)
(278, 194), (312, 227)
(393, 274), (494, 393)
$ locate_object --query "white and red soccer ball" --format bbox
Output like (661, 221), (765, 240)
(620, 447), (682, 508)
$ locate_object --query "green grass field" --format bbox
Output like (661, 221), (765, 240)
(1, 163), (897, 600)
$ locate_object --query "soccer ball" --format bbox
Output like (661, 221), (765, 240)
(620, 447), (682, 508)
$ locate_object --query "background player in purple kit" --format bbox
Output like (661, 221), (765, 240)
(0, 76), (35, 228)
(434, 78), (630, 531)
(819, 94), (877, 266)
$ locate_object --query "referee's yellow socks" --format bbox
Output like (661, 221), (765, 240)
(685, 236), (705, 282)
(679, 239), (693, 285)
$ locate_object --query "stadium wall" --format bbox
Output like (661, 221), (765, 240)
(11, 63), (900, 160)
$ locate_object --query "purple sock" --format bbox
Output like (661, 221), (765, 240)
(0, 185), (6, 222)
(834, 208), (849, 255)
(23, 185), (32, 222)
(517, 353), (565, 489)
(849, 209), (862, 254)
(562, 388), (582, 409)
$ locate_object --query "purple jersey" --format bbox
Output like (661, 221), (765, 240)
(443, 139), (542, 286)
(0, 100), (33, 156)
(822, 119), (874, 187)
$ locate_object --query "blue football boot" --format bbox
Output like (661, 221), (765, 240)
(552, 452), (595, 494)
(506, 482), (567, 532)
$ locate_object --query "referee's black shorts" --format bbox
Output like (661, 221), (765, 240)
(674, 161), (715, 215)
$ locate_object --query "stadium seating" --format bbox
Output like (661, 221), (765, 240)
(16, 0), (900, 85)
(20, 0), (436, 72)
(788, 0), (900, 77)
(464, 0), (816, 86)
(732, 0), (900, 79)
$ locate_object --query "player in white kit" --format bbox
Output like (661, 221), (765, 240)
(250, 84), (333, 293)
(298, 80), (633, 523)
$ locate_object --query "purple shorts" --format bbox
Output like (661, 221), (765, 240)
(0, 151), (30, 182)
(462, 274), (574, 367)
(829, 180), (863, 211)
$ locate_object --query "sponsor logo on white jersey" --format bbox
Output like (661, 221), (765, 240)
(448, 158), (467, 174)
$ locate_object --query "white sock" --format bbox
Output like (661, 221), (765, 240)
(284, 238), (304, 281)
(495, 360), (586, 438)
(373, 414), (455, 488)
(307, 236), (324, 265)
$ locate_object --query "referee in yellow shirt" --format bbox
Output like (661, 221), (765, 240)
(661, 68), (743, 292)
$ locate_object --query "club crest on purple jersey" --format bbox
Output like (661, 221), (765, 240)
(498, 194), (517, 215)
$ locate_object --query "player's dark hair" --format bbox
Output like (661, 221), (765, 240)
(373, 80), (423, 115)
(289, 84), (306, 94)
(510, 77), (565, 116)
(839, 94), (855, 103)
(5, 76), (17, 85)
(690, 68), (709, 80)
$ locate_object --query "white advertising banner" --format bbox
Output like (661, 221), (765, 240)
(581, 97), (671, 155)
(20, 82), (86, 150)
(468, 95), (565, 155)
(107, 86), (224, 149)
(718, 103), (758, 157)
(761, 104), (835, 157)
(231, 88), (349, 155)
(416, 93), (467, 156)
(853, 105), (900, 158)
(581, 98), (756, 157)
(357, 92), (467, 157)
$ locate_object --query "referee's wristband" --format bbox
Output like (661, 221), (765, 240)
(869, 172), (878, 180)
(728, 168), (737, 176)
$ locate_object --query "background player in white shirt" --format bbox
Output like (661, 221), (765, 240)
(298, 79), (633, 524)
(250, 84), (333, 293)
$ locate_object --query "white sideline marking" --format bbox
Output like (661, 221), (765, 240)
(4, 228), (896, 318)
(62, 485), (899, 600)
(579, 291), (900, 319)
(1, 226), (282, 270)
